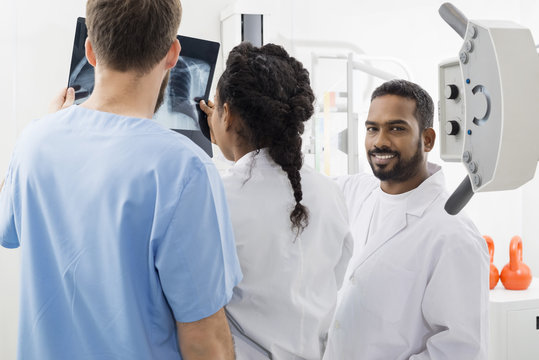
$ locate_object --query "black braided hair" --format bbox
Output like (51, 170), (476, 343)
(217, 42), (314, 235)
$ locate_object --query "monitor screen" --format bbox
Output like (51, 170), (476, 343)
(68, 17), (218, 157)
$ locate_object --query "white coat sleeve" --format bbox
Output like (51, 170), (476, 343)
(334, 231), (353, 290)
(410, 236), (489, 360)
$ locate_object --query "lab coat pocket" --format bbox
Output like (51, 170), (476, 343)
(357, 258), (416, 323)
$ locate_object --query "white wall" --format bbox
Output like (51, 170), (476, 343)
(0, 1), (21, 357)
(0, 0), (538, 359)
(0, 0), (17, 183)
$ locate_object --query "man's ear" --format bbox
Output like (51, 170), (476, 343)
(165, 38), (181, 70)
(85, 38), (97, 67)
(422, 127), (436, 153)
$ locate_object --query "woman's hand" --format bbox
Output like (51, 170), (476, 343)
(199, 99), (214, 118)
(199, 99), (216, 144)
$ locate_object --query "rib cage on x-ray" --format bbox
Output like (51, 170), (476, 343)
(154, 55), (211, 131)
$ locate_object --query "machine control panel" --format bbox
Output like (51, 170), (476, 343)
(438, 58), (464, 162)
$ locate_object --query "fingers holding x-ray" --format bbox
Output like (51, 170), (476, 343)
(48, 87), (75, 113)
(199, 99), (214, 117)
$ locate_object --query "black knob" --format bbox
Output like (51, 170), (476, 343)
(446, 120), (460, 135)
(445, 84), (459, 100)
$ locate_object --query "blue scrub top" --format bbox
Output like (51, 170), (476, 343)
(0, 106), (242, 360)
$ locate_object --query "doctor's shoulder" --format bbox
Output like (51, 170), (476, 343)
(426, 195), (488, 257)
(134, 130), (223, 201)
(6, 110), (75, 163)
(14, 106), (75, 145)
(149, 128), (217, 172)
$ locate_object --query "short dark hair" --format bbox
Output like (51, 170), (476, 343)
(86, 0), (182, 73)
(217, 42), (315, 235)
(371, 79), (434, 130)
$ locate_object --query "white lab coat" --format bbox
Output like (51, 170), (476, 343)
(222, 149), (353, 360)
(323, 163), (489, 360)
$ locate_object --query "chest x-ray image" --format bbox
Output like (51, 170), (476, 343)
(67, 17), (219, 156)
(153, 56), (211, 131)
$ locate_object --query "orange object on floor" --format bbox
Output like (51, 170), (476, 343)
(500, 236), (532, 290)
(483, 235), (499, 290)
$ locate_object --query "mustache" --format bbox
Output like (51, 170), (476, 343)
(368, 146), (400, 157)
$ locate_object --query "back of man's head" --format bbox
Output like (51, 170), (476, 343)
(371, 79), (434, 131)
(86, 0), (182, 74)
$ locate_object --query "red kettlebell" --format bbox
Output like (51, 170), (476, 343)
(483, 235), (499, 290)
(500, 236), (532, 290)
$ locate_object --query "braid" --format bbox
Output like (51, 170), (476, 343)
(269, 137), (309, 235)
(218, 42), (315, 235)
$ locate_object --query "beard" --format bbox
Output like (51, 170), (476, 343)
(154, 69), (170, 114)
(367, 138), (424, 182)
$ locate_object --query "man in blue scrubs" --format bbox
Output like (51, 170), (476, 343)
(0, 1), (242, 359)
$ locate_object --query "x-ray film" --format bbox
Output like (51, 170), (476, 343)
(68, 17), (219, 157)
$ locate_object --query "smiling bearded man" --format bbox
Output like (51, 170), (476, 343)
(323, 79), (490, 360)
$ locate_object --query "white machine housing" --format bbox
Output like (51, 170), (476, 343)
(439, 20), (539, 192)
(220, 1), (272, 67)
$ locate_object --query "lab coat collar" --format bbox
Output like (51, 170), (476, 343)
(229, 148), (278, 179)
(350, 162), (445, 273)
(403, 162), (444, 218)
(233, 148), (273, 168)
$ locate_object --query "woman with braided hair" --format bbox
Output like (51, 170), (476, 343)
(200, 42), (352, 360)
